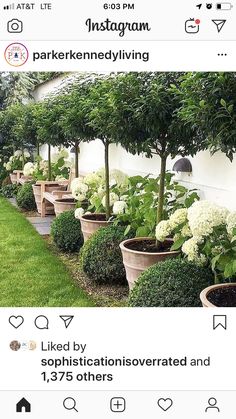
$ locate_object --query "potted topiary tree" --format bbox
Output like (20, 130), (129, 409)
(0, 104), (32, 183)
(179, 72), (236, 306)
(31, 101), (70, 215)
(111, 72), (206, 288)
(65, 75), (121, 240)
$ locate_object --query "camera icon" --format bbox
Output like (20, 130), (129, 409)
(7, 19), (23, 33)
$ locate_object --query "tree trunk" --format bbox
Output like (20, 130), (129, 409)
(36, 142), (40, 169)
(21, 145), (25, 169)
(48, 144), (52, 181)
(157, 155), (167, 224)
(74, 140), (79, 178)
(104, 141), (110, 220)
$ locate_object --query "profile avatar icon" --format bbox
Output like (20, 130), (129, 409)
(205, 397), (220, 412)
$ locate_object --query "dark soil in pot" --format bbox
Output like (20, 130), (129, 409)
(125, 239), (172, 253)
(207, 285), (236, 307)
(83, 213), (107, 221)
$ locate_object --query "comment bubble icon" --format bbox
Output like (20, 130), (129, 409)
(34, 315), (49, 330)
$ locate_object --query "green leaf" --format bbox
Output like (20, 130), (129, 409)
(220, 98), (227, 107)
(171, 237), (185, 251)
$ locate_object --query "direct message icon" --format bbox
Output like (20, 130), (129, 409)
(157, 398), (173, 412)
(213, 315), (227, 330)
(59, 315), (74, 329)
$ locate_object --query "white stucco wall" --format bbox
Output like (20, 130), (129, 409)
(36, 74), (236, 211)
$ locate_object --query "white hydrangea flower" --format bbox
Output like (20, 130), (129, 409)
(226, 212), (236, 237)
(6, 162), (12, 171)
(181, 224), (192, 238)
(14, 150), (22, 157)
(55, 175), (66, 181)
(182, 237), (200, 261)
(101, 192), (119, 208)
(113, 201), (127, 215)
(155, 220), (172, 242)
(71, 178), (88, 201)
(23, 162), (34, 177)
(84, 172), (101, 186)
(169, 208), (188, 230)
(75, 207), (85, 219)
(39, 160), (48, 170)
(188, 201), (229, 239)
(24, 151), (30, 158)
(109, 169), (128, 187)
(9, 156), (14, 162)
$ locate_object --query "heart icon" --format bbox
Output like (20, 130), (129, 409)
(9, 316), (24, 329)
(157, 398), (173, 411)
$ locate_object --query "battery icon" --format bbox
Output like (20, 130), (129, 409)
(216, 2), (233, 9)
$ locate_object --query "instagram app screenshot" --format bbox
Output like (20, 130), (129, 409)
(0, 0), (235, 417)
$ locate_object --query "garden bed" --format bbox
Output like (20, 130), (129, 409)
(45, 237), (129, 307)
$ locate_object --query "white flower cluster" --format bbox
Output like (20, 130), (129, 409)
(113, 200), (127, 215)
(51, 148), (69, 163)
(226, 212), (236, 237)
(3, 149), (31, 172)
(188, 201), (229, 239)
(84, 172), (102, 187)
(109, 169), (129, 187)
(101, 192), (119, 208)
(169, 208), (188, 230)
(71, 178), (89, 202)
(155, 220), (172, 242)
(155, 209), (188, 242)
(74, 207), (85, 219)
(23, 162), (35, 177)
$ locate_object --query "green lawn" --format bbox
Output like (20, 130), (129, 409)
(0, 197), (95, 307)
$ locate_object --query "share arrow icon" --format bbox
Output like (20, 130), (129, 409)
(212, 19), (226, 33)
(60, 315), (74, 329)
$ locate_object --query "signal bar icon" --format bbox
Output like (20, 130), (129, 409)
(3, 3), (15, 9)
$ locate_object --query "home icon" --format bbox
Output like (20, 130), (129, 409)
(16, 398), (31, 413)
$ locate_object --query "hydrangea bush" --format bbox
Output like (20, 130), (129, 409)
(4, 149), (31, 172)
(73, 169), (129, 218)
(114, 173), (199, 237)
(155, 200), (236, 282)
(23, 149), (71, 181)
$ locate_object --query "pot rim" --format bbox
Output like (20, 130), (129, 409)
(200, 282), (236, 307)
(54, 198), (76, 203)
(119, 237), (180, 256)
(81, 213), (109, 224)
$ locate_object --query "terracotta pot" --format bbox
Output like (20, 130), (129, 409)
(200, 283), (236, 307)
(120, 237), (180, 290)
(10, 173), (17, 184)
(32, 184), (62, 215)
(80, 213), (109, 242)
(54, 198), (77, 217)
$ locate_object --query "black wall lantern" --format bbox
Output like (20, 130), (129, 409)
(172, 158), (192, 174)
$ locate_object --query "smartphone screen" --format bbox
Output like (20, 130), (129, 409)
(0, 0), (235, 417)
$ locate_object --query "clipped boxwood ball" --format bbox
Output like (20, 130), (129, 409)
(51, 210), (83, 252)
(1, 183), (20, 198)
(16, 183), (36, 211)
(81, 225), (132, 285)
(128, 258), (214, 307)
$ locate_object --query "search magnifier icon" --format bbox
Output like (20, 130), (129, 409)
(63, 397), (78, 413)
